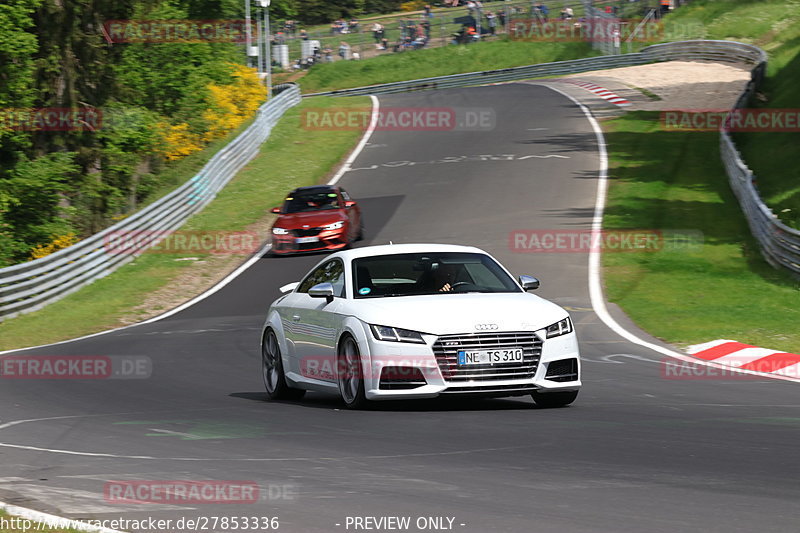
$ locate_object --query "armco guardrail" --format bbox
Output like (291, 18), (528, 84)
(0, 84), (301, 321)
(719, 57), (800, 276)
(304, 40), (765, 98)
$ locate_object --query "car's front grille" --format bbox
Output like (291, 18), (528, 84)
(545, 358), (578, 382)
(292, 228), (322, 237)
(432, 331), (542, 383)
(441, 384), (537, 394)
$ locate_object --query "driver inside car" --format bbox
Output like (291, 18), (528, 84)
(427, 263), (463, 292)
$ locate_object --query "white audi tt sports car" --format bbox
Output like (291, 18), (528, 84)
(260, 243), (580, 409)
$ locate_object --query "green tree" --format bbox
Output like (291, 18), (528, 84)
(1, 152), (80, 256)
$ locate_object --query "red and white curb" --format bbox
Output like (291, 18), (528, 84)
(557, 80), (632, 107)
(686, 339), (800, 378)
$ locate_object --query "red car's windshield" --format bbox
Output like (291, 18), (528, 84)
(283, 191), (340, 213)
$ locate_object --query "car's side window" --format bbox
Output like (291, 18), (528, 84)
(297, 259), (346, 297)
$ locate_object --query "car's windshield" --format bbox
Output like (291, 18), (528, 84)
(352, 252), (521, 298)
(283, 190), (340, 213)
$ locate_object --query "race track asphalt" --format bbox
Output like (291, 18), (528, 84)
(1, 84), (798, 533)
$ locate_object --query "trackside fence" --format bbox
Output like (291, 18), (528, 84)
(0, 84), (301, 321)
(304, 40), (762, 97)
(308, 40), (800, 277)
(720, 64), (800, 276)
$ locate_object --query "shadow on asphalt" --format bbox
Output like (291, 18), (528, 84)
(230, 391), (550, 412)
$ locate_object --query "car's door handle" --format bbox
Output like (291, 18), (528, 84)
(292, 314), (301, 321)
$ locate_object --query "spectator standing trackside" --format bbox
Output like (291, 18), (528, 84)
(498, 9), (506, 29)
(424, 4), (432, 18)
(372, 22), (384, 45)
(486, 11), (497, 35)
(421, 17), (431, 39)
(300, 29), (308, 40)
(338, 41), (350, 60)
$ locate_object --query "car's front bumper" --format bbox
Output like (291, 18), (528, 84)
(271, 229), (348, 254)
(361, 330), (581, 401)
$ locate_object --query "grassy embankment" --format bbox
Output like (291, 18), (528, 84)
(603, 0), (800, 352)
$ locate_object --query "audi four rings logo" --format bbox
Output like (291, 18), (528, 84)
(474, 323), (498, 331)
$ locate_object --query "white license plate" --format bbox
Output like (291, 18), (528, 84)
(457, 349), (524, 365)
(295, 236), (320, 244)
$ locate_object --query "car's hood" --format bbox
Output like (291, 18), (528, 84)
(344, 292), (568, 336)
(274, 210), (346, 228)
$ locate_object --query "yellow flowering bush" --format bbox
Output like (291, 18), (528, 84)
(156, 121), (203, 161)
(401, 1), (427, 12)
(203, 63), (267, 141)
(153, 64), (264, 162)
(30, 233), (78, 260)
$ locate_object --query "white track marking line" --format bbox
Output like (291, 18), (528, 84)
(538, 83), (800, 384)
(329, 95), (379, 185)
(0, 95), (380, 356)
(685, 339), (739, 354)
(0, 441), (529, 462)
(711, 348), (780, 367)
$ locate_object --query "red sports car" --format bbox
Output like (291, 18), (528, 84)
(269, 185), (363, 255)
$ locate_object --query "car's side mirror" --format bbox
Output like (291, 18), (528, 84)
(519, 275), (540, 291)
(308, 282), (335, 303)
(271, 207), (281, 214)
(344, 200), (356, 208)
(279, 282), (299, 294)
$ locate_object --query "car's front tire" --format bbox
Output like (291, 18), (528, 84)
(337, 335), (369, 409)
(531, 390), (578, 408)
(262, 329), (305, 401)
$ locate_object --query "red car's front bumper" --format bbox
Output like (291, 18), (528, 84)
(271, 229), (349, 254)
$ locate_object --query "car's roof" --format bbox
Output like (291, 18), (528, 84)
(329, 243), (487, 261)
(290, 185), (338, 194)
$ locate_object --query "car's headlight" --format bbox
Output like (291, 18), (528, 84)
(370, 324), (426, 344)
(545, 317), (573, 338)
(272, 227), (289, 235)
(324, 221), (345, 230)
